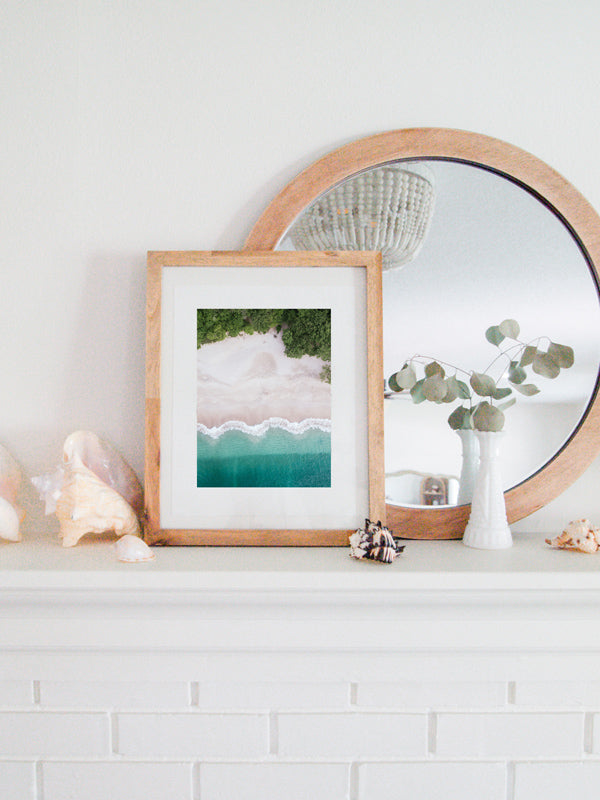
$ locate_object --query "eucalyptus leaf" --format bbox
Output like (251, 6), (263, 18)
(498, 318), (520, 339)
(470, 372), (497, 397)
(472, 401), (505, 432)
(513, 383), (540, 396)
(485, 325), (505, 346)
(396, 364), (417, 389)
(448, 405), (471, 430)
(492, 386), (512, 400)
(519, 345), (537, 367)
(548, 342), (575, 369)
(445, 375), (461, 400)
(508, 361), (527, 385)
(424, 361), (445, 379)
(533, 351), (560, 379)
(422, 374), (448, 402)
(410, 378), (426, 404)
(456, 379), (472, 399)
(387, 372), (403, 393)
(441, 388), (458, 403)
(497, 397), (517, 412)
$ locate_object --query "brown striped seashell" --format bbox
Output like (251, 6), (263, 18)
(349, 518), (405, 563)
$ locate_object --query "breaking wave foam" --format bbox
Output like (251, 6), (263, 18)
(197, 417), (331, 440)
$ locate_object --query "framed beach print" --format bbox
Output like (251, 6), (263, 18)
(144, 250), (384, 545)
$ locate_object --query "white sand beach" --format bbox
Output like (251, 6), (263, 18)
(197, 330), (331, 428)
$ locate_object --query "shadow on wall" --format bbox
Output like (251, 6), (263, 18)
(60, 251), (147, 479)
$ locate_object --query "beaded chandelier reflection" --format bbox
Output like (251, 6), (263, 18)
(290, 164), (435, 271)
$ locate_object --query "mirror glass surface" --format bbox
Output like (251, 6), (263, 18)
(278, 159), (600, 508)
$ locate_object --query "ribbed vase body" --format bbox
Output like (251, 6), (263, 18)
(463, 431), (512, 550)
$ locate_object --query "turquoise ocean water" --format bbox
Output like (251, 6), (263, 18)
(197, 427), (331, 487)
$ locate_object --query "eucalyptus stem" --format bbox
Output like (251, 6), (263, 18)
(482, 336), (547, 379)
(482, 342), (522, 381)
(410, 354), (472, 380)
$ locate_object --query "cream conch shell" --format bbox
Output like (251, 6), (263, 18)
(36, 431), (144, 548)
(56, 453), (141, 547)
(62, 431), (143, 518)
(545, 519), (600, 554)
(0, 444), (24, 542)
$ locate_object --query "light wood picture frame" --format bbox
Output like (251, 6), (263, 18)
(144, 250), (384, 545)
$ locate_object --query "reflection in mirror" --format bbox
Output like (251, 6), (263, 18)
(279, 160), (600, 509)
(289, 163), (436, 271)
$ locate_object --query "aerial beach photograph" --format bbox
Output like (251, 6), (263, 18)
(196, 308), (332, 487)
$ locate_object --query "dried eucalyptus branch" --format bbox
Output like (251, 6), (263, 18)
(387, 319), (574, 432)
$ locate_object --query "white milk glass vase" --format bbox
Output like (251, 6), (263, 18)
(456, 428), (479, 506)
(463, 431), (512, 549)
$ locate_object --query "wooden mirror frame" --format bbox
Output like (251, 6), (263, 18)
(244, 128), (600, 539)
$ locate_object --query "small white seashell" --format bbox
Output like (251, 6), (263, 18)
(115, 534), (155, 562)
(545, 518), (600, 554)
(0, 444), (24, 542)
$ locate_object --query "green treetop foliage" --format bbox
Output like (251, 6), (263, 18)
(280, 308), (331, 361)
(197, 307), (331, 368)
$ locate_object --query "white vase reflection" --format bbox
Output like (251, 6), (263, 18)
(456, 428), (479, 506)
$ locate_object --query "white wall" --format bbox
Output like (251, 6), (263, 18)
(3, 0), (600, 531)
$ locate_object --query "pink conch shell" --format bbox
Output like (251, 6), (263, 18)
(62, 431), (143, 517)
(32, 431), (144, 547)
(0, 444), (24, 542)
(115, 534), (155, 562)
(545, 519), (600, 554)
(56, 453), (141, 547)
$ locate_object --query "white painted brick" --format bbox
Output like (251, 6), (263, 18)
(0, 712), (109, 757)
(117, 712), (268, 758)
(42, 761), (193, 800)
(436, 712), (584, 758)
(515, 762), (600, 800)
(278, 712), (427, 758)
(197, 682), (348, 709)
(515, 681), (600, 707)
(357, 681), (506, 709)
(39, 680), (190, 708)
(359, 761), (506, 800)
(0, 681), (34, 706)
(0, 762), (35, 800)
(200, 763), (349, 800)
(592, 714), (600, 753)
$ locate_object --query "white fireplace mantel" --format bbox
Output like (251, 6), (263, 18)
(3, 527), (600, 800)
(2, 529), (600, 682)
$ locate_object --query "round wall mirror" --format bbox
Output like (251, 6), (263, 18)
(244, 129), (600, 538)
